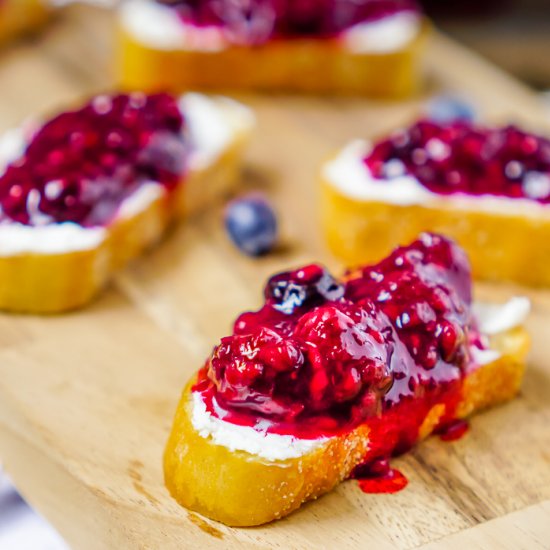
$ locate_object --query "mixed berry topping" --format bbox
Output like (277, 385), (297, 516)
(194, 234), (476, 440)
(156, 0), (419, 44)
(364, 119), (550, 202)
(0, 93), (186, 227)
(345, 233), (471, 406)
(351, 459), (408, 494)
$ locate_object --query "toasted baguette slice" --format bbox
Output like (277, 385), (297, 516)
(321, 141), (550, 286)
(117, 1), (429, 97)
(0, 94), (254, 313)
(0, 0), (49, 45)
(164, 321), (529, 527)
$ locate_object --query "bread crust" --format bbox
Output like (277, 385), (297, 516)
(118, 18), (429, 97)
(164, 327), (529, 527)
(0, 98), (252, 313)
(321, 170), (550, 287)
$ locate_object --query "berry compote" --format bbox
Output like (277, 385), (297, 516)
(0, 92), (187, 228)
(363, 119), (550, 202)
(193, 233), (480, 472)
(156, 0), (420, 45)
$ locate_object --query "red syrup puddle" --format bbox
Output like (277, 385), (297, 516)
(352, 459), (408, 494)
(357, 470), (409, 494)
(437, 419), (469, 442)
(351, 416), (468, 495)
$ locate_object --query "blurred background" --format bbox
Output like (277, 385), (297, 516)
(0, 469), (68, 549)
(0, 0), (549, 548)
(424, 0), (550, 93)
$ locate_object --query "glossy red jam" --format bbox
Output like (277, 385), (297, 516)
(193, 234), (477, 448)
(0, 93), (186, 227)
(351, 459), (408, 494)
(156, 0), (419, 44)
(364, 119), (550, 202)
(437, 418), (469, 441)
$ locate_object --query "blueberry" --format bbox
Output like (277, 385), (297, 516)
(426, 94), (477, 123)
(265, 265), (344, 314)
(224, 194), (278, 256)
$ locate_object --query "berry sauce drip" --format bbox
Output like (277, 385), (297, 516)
(193, 233), (476, 462)
(437, 418), (469, 442)
(363, 119), (550, 202)
(0, 93), (186, 227)
(156, 0), (419, 44)
(351, 459), (408, 494)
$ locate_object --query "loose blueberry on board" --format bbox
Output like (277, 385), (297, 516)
(224, 193), (278, 256)
(425, 94), (477, 123)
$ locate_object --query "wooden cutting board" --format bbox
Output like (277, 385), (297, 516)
(0, 6), (549, 549)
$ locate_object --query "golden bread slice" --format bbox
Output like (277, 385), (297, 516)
(164, 326), (529, 526)
(0, 93), (253, 313)
(117, 1), (429, 97)
(164, 234), (530, 526)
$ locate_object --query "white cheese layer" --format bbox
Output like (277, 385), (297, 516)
(191, 298), (529, 459)
(473, 297), (531, 336)
(115, 182), (165, 221)
(0, 223), (107, 256)
(119, 0), (226, 51)
(323, 140), (550, 216)
(120, 0), (420, 53)
(191, 392), (330, 461)
(181, 92), (254, 170)
(0, 93), (253, 256)
(341, 12), (420, 53)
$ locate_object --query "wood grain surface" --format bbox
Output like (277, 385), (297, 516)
(0, 5), (549, 549)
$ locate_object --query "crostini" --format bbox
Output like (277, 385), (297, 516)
(118, 0), (428, 96)
(164, 233), (530, 526)
(0, 92), (253, 313)
(322, 119), (550, 286)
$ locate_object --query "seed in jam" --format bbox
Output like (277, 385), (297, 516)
(155, 0), (420, 43)
(0, 93), (186, 228)
(363, 119), (550, 202)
